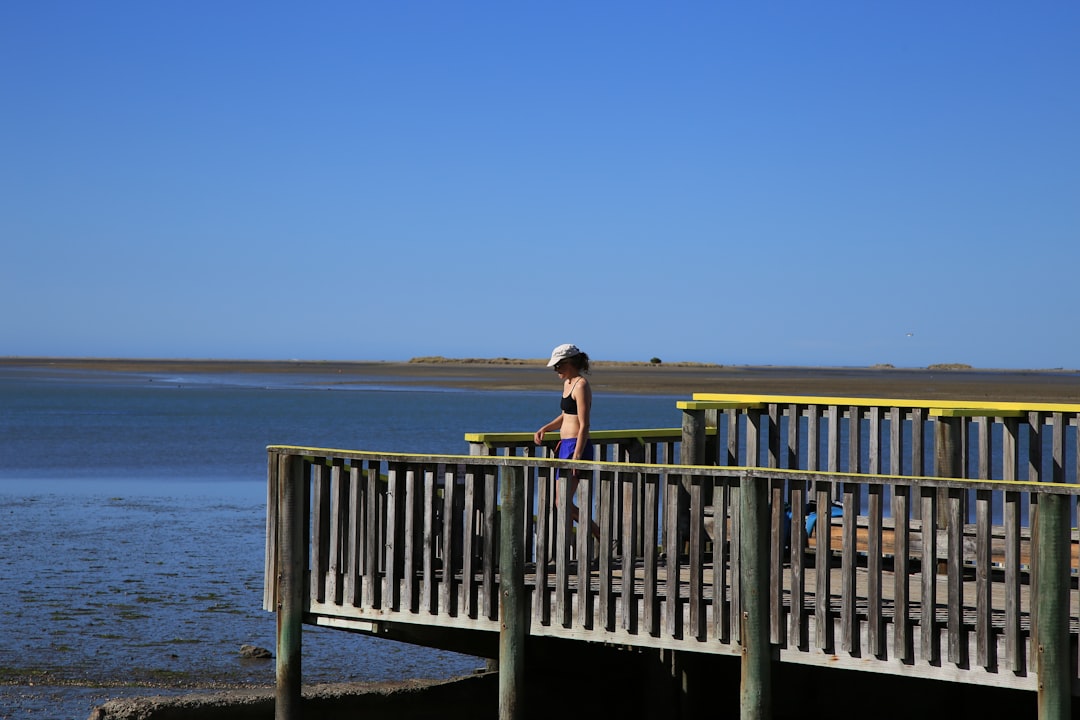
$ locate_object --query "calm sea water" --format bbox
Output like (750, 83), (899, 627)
(0, 366), (679, 719)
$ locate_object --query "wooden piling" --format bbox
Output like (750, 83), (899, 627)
(681, 408), (706, 465)
(499, 464), (526, 720)
(276, 454), (304, 720)
(1036, 492), (1071, 720)
(740, 472), (771, 720)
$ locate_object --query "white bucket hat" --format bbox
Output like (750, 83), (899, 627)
(547, 343), (583, 367)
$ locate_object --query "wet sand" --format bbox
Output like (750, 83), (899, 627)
(4, 357), (1080, 403)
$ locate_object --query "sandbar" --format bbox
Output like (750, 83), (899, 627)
(3, 357), (1080, 403)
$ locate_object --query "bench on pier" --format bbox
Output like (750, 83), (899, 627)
(807, 515), (1080, 571)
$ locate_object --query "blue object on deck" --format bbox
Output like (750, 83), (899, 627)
(804, 502), (844, 537)
(784, 501), (843, 551)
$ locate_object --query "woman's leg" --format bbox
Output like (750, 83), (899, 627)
(558, 440), (600, 540)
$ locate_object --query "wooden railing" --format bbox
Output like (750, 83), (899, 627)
(265, 445), (1079, 706)
(467, 395), (1080, 486)
(464, 427), (710, 464)
(268, 394), (1080, 716)
(677, 393), (1080, 483)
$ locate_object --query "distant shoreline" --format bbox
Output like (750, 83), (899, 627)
(4, 356), (1080, 402)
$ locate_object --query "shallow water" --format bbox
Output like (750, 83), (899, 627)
(0, 479), (485, 719)
(0, 367), (679, 719)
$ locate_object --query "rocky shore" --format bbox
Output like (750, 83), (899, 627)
(89, 673), (498, 720)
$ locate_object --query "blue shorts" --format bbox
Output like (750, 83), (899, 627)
(556, 439), (594, 460)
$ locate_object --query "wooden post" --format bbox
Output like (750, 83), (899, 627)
(276, 453), (305, 720)
(677, 408), (706, 555)
(499, 464), (526, 720)
(934, 415), (962, 525)
(681, 408), (706, 466)
(740, 472), (771, 720)
(1035, 492), (1070, 720)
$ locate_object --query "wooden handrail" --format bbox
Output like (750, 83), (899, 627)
(691, 391), (1080, 414)
(463, 427), (696, 444)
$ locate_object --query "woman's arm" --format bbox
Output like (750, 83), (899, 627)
(534, 414), (563, 445)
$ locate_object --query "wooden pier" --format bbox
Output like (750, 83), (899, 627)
(265, 394), (1080, 719)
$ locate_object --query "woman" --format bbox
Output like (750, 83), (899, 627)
(534, 343), (599, 539)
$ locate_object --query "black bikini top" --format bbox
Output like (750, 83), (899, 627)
(561, 379), (580, 415)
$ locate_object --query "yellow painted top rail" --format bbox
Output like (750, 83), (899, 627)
(688, 392), (1080, 414)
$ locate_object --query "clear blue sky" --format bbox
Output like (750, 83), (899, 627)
(2, 2), (1077, 369)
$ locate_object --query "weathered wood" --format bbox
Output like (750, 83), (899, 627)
(947, 487), (966, 666)
(462, 466), (478, 618)
(263, 453), (279, 613)
(855, 408), (864, 474)
(1029, 412), (1044, 667)
(740, 472), (771, 720)
(522, 447), (537, 567)
(312, 462), (330, 603)
(815, 479), (833, 652)
(888, 406), (902, 476)
(976, 486), (993, 667)
(365, 464), (382, 613)
(768, 403), (781, 469)
(769, 474), (784, 645)
(768, 405), (784, 645)
(350, 463), (364, 606)
(555, 470), (571, 628)
(576, 470), (593, 630)
(421, 466), (435, 613)
(920, 486), (939, 663)
(499, 465), (526, 720)
(892, 483), (911, 663)
(440, 464), (457, 616)
(827, 405), (840, 475)
(976, 423), (989, 669)
(268, 402), (1080, 709)
(785, 403), (801, 471)
(329, 463), (348, 605)
(534, 466), (551, 626)
(1005, 489), (1024, 673)
(788, 474), (808, 650)
(804, 512), (1072, 569)
(681, 409), (706, 466)
(644, 473), (660, 637)
(714, 479), (731, 644)
(622, 469), (639, 635)
(911, 408), (924, 503)
(664, 472), (680, 639)
(402, 467), (417, 611)
(275, 454), (304, 720)
(383, 464), (400, 611)
(689, 474), (705, 641)
(599, 470), (616, 632)
(867, 482), (883, 657)
(841, 481), (858, 653)
(1036, 492), (1071, 719)
(726, 407), (740, 466)
(1000, 414), (1023, 674)
(483, 466), (498, 621)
